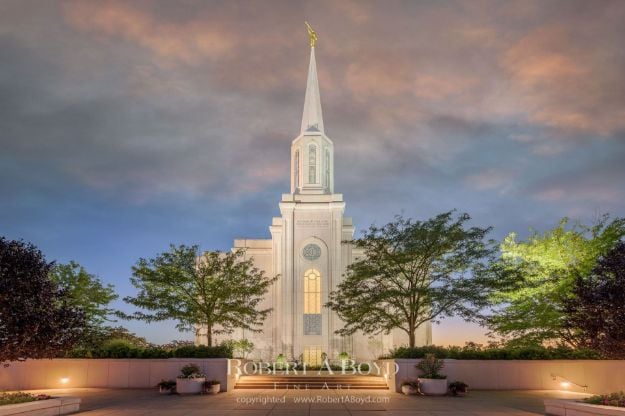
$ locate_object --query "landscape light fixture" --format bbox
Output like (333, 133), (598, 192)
(550, 374), (587, 391)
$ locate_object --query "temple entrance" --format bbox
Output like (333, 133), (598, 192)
(303, 345), (323, 366)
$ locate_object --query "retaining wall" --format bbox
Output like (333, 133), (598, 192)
(0, 358), (237, 392)
(375, 359), (623, 394)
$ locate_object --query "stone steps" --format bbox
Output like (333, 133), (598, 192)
(234, 375), (389, 390)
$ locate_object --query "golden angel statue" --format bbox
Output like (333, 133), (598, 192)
(305, 21), (318, 48)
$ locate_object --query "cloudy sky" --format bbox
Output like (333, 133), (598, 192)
(1, 0), (624, 345)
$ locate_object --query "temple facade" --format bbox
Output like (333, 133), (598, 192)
(196, 39), (431, 362)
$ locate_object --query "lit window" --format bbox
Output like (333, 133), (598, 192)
(304, 268), (321, 314)
(308, 144), (316, 183)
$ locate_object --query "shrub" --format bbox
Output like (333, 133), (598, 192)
(179, 363), (204, 379)
(386, 345), (600, 360)
(400, 379), (420, 389)
(584, 391), (625, 407)
(0, 392), (50, 406)
(66, 343), (231, 359)
(449, 381), (468, 396)
(416, 354), (446, 379)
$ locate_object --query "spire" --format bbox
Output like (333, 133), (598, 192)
(300, 35), (324, 134)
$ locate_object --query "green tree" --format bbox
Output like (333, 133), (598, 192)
(0, 237), (86, 362)
(488, 215), (625, 346)
(49, 261), (118, 327)
(225, 339), (255, 359)
(563, 241), (625, 358)
(123, 245), (277, 346)
(326, 212), (503, 348)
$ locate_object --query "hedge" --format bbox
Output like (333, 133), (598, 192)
(65, 341), (232, 359)
(386, 345), (600, 360)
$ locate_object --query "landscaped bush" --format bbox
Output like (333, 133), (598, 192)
(584, 391), (625, 407)
(385, 345), (600, 360)
(0, 392), (50, 406)
(65, 343), (232, 359)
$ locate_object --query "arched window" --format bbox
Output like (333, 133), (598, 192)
(304, 268), (321, 314)
(324, 149), (330, 189)
(294, 150), (300, 189)
(308, 144), (316, 184)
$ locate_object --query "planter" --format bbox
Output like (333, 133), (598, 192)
(207, 383), (220, 394)
(544, 399), (625, 416)
(176, 377), (206, 394)
(159, 387), (174, 394)
(401, 385), (418, 395)
(419, 378), (448, 395)
(0, 397), (80, 416)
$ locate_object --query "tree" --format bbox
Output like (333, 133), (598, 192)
(487, 216), (625, 346)
(563, 241), (625, 358)
(0, 237), (86, 362)
(230, 339), (255, 359)
(326, 212), (503, 348)
(123, 245), (277, 346)
(49, 261), (118, 327)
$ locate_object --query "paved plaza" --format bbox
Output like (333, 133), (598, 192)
(25, 388), (589, 415)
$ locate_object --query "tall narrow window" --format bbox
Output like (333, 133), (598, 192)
(324, 149), (330, 189)
(304, 269), (321, 314)
(303, 268), (322, 335)
(308, 144), (316, 184)
(294, 150), (300, 189)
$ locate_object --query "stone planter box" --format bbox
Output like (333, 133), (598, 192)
(545, 399), (625, 416)
(0, 397), (80, 416)
(419, 378), (448, 395)
(176, 377), (205, 394)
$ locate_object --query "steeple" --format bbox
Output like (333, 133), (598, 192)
(291, 23), (333, 195)
(300, 39), (324, 134)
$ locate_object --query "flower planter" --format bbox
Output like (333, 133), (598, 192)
(207, 383), (220, 394)
(176, 377), (206, 394)
(544, 399), (625, 416)
(419, 378), (448, 395)
(401, 385), (418, 395)
(0, 397), (80, 416)
(159, 387), (174, 394)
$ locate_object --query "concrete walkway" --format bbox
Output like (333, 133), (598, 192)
(27, 388), (590, 415)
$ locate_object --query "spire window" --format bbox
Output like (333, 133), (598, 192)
(308, 144), (317, 184)
(294, 150), (300, 189)
(324, 149), (330, 189)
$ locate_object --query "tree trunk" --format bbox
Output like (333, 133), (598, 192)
(205, 325), (212, 347)
(409, 329), (416, 348)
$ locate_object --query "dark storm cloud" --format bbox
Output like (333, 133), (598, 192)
(1, 0), (624, 343)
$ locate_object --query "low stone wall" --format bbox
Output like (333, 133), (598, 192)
(0, 397), (80, 416)
(0, 358), (234, 392)
(544, 399), (625, 416)
(2, 358), (622, 394)
(386, 359), (624, 394)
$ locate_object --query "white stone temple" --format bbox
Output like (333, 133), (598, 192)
(197, 40), (431, 363)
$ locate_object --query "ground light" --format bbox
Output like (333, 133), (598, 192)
(60, 377), (70, 385)
(550, 374), (587, 391)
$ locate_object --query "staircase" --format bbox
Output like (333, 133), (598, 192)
(234, 374), (388, 390)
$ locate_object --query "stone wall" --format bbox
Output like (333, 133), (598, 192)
(0, 358), (237, 392)
(376, 359), (624, 394)
(2, 358), (621, 394)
